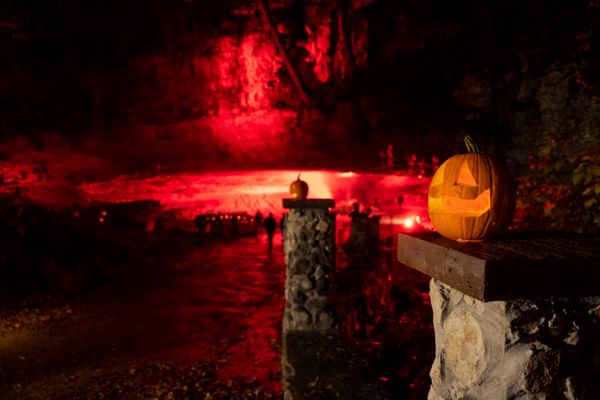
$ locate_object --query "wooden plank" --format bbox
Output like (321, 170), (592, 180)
(397, 233), (487, 299)
(398, 232), (600, 301)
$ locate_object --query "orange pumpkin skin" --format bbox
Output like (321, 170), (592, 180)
(428, 153), (516, 242)
(290, 178), (309, 200)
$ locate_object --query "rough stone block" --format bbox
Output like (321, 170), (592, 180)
(428, 279), (600, 399)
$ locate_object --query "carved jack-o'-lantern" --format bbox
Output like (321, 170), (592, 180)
(428, 136), (516, 242)
(290, 173), (309, 200)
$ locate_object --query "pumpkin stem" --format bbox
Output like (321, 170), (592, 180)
(297, 172), (301, 180)
(464, 135), (481, 153)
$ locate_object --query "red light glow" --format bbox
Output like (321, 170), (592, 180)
(80, 170), (431, 230)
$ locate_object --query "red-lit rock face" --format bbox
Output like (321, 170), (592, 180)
(1, 0), (594, 214)
(0, 0), (375, 171)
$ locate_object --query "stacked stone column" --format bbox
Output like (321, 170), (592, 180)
(282, 199), (336, 332)
(280, 200), (391, 400)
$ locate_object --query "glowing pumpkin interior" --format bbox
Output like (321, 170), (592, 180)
(428, 161), (491, 217)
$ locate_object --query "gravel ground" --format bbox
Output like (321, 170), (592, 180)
(0, 227), (284, 400)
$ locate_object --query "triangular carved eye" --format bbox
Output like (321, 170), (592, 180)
(455, 162), (478, 186)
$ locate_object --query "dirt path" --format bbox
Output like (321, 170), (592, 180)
(0, 235), (285, 399)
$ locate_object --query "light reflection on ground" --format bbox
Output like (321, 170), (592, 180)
(0, 233), (286, 397)
(166, 234), (285, 391)
(79, 170), (433, 231)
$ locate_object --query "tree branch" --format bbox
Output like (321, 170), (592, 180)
(337, 0), (355, 79)
(257, 0), (310, 104)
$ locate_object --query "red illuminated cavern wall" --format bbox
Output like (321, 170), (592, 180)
(1, 0), (598, 176)
(122, 1), (377, 171)
(0, 0), (375, 172)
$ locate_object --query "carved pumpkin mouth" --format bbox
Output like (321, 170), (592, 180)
(428, 160), (492, 217)
(428, 189), (491, 217)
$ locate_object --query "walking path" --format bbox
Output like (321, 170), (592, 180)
(0, 235), (285, 399)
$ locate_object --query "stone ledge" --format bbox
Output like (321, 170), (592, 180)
(397, 231), (600, 301)
(283, 199), (335, 209)
(282, 331), (391, 400)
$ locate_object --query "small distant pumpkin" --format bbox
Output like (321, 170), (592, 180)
(290, 173), (309, 200)
(428, 135), (516, 242)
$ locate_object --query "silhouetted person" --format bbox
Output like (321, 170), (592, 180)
(214, 215), (225, 237)
(231, 215), (239, 237)
(254, 210), (263, 234)
(397, 195), (404, 207)
(194, 215), (206, 241)
(349, 202), (361, 219)
(263, 213), (277, 251)
(194, 215), (207, 232)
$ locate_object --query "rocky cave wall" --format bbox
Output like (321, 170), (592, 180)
(0, 0), (598, 172)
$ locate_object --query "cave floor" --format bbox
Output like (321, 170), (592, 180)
(0, 233), (284, 399)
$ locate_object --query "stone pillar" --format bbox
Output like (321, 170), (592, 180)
(397, 232), (600, 400)
(282, 199), (336, 332)
(281, 199), (392, 400)
(344, 214), (381, 264)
